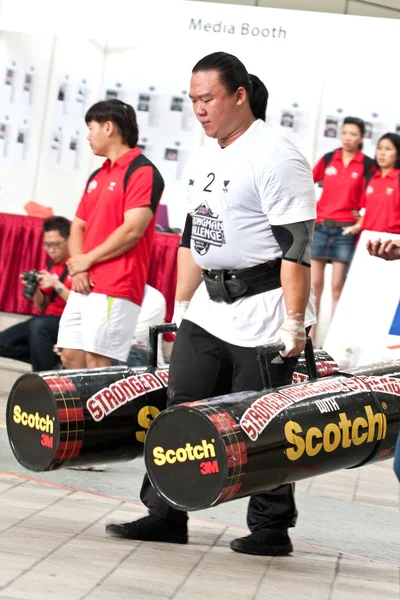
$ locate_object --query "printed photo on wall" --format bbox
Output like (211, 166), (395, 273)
(137, 93), (150, 112)
(57, 77), (70, 115)
(15, 123), (29, 162)
(23, 69), (34, 104)
(105, 83), (124, 102)
(170, 96), (183, 112)
(4, 66), (16, 103)
(364, 121), (373, 139)
(76, 80), (88, 112)
(57, 82), (67, 102)
(0, 122), (10, 158)
(324, 116), (339, 138)
(105, 89), (118, 100)
(164, 148), (178, 161)
(68, 131), (80, 170)
(23, 72), (33, 92)
(280, 110), (294, 128)
(50, 128), (63, 164)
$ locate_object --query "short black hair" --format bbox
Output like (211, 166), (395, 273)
(43, 216), (70, 239)
(85, 99), (139, 147)
(192, 52), (268, 121)
(343, 116), (366, 137)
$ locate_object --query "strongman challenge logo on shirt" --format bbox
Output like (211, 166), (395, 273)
(192, 201), (226, 256)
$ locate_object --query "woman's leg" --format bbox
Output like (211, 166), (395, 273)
(331, 260), (348, 316)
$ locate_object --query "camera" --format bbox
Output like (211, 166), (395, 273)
(22, 270), (40, 300)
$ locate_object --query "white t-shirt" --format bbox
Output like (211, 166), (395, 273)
(184, 119), (317, 347)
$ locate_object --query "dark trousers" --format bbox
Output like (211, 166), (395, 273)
(140, 320), (299, 532)
(0, 315), (61, 372)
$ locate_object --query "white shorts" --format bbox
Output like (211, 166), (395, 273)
(57, 291), (140, 362)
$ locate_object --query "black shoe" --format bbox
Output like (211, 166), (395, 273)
(230, 529), (293, 556)
(105, 515), (188, 544)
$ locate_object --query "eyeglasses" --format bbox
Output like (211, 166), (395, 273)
(43, 241), (65, 250)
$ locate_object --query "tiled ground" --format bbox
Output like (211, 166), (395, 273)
(0, 473), (398, 600)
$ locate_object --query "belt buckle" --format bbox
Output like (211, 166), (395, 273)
(203, 269), (235, 304)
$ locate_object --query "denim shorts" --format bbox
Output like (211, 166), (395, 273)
(311, 224), (356, 263)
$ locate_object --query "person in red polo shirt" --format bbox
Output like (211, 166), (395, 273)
(57, 99), (164, 369)
(311, 116), (374, 341)
(0, 216), (71, 371)
(344, 133), (400, 237)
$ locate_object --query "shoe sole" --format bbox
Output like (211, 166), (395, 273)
(230, 542), (293, 556)
(105, 525), (188, 544)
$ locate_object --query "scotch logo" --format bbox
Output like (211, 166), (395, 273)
(222, 179), (230, 192)
(13, 405), (54, 433)
(192, 201), (226, 256)
(153, 439), (216, 466)
(285, 405), (387, 461)
(189, 179), (194, 186)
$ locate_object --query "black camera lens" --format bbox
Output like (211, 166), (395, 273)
(22, 271), (40, 301)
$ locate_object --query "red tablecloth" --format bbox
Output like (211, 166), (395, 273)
(0, 213), (179, 321)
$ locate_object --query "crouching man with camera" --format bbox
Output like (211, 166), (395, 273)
(0, 216), (72, 372)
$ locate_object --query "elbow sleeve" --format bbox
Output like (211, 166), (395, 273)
(271, 220), (314, 267)
(180, 214), (192, 249)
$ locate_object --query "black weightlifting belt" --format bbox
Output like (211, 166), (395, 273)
(202, 259), (282, 304)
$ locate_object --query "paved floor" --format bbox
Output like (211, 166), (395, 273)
(0, 393), (399, 599)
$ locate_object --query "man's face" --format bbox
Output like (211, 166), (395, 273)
(189, 70), (241, 141)
(43, 230), (69, 264)
(87, 120), (110, 156)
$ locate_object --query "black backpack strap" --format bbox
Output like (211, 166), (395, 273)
(362, 155), (376, 188)
(49, 263), (69, 304)
(58, 264), (69, 284)
(123, 154), (165, 213)
(323, 150), (335, 168)
(318, 150), (337, 188)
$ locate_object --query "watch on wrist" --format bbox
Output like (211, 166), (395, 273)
(55, 283), (64, 294)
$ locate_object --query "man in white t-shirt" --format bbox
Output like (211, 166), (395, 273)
(107, 52), (316, 556)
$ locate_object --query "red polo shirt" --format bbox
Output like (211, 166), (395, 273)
(76, 147), (164, 306)
(313, 150), (368, 223)
(362, 168), (400, 234)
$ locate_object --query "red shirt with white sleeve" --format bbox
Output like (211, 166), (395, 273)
(76, 147), (164, 306)
(313, 150), (369, 223)
(362, 168), (400, 234)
